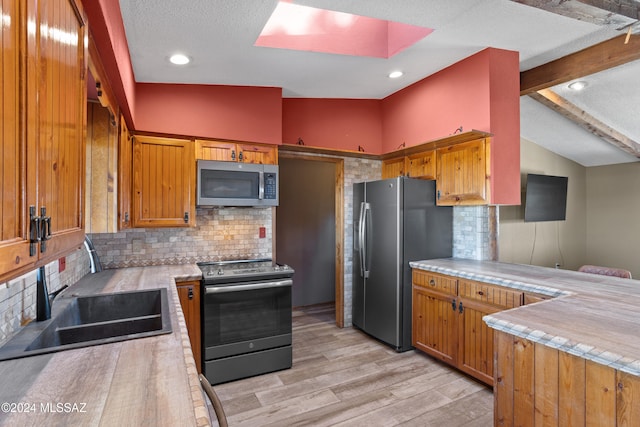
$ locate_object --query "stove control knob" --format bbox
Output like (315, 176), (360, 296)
(217, 268), (224, 275)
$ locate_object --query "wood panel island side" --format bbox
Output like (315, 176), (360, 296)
(410, 258), (640, 426)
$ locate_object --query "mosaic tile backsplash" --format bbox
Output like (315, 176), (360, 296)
(89, 207), (274, 268)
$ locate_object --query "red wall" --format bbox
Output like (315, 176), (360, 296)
(135, 84), (283, 144)
(381, 50), (492, 152)
(487, 49), (521, 205)
(84, 0), (137, 126)
(282, 99), (382, 152)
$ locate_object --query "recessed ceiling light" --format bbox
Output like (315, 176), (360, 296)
(388, 71), (403, 79)
(568, 80), (587, 91)
(169, 54), (190, 65)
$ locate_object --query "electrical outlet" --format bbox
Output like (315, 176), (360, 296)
(555, 262), (561, 269)
(259, 227), (266, 238)
(59, 257), (66, 272)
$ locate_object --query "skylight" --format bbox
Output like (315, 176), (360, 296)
(255, 2), (433, 59)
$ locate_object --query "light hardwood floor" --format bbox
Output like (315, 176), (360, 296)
(211, 303), (493, 426)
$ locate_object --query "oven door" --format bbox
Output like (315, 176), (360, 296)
(203, 279), (292, 360)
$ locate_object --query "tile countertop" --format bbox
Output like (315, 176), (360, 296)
(410, 258), (640, 376)
(0, 265), (210, 427)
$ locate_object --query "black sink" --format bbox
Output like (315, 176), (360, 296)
(0, 288), (172, 361)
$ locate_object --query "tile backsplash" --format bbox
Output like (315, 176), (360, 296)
(90, 207), (274, 268)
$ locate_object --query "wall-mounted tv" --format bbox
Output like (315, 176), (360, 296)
(524, 174), (568, 222)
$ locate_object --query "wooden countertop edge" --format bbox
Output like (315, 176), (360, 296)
(169, 272), (211, 427)
(410, 259), (640, 376)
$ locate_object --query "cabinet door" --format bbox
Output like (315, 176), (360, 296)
(132, 136), (195, 227)
(457, 279), (522, 385)
(195, 139), (237, 161)
(0, 0), (33, 279)
(381, 157), (406, 179)
(236, 142), (277, 164)
(406, 151), (435, 179)
(29, 0), (87, 261)
(118, 116), (132, 229)
(412, 286), (457, 365)
(436, 138), (489, 205)
(176, 281), (202, 373)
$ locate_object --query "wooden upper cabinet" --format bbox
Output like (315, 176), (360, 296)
(436, 138), (490, 205)
(196, 139), (277, 164)
(29, 0), (88, 261)
(381, 157), (405, 179)
(382, 150), (435, 180)
(0, 0), (87, 281)
(406, 150), (435, 179)
(0, 0), (34, 279)
(132, 136), (195, 228)
(236, 142), (277, 164)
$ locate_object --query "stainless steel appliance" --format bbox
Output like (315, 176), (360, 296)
(198, 259), (294, 384)
(353, 177), (452, 352)
(197, 160), (278, 207)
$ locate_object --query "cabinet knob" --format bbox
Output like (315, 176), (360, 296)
(429, 279), (436, 286)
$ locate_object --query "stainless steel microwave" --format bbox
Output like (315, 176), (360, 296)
(196, 160), (279, 207)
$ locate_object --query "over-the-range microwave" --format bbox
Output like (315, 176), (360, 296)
(196, 160), (279, 207)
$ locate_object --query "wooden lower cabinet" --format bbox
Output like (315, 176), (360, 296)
(494, 331), (640, 426)
(413, 285), (458, 366)
(412, 270), (523, 386)
(176, 280), (202, 373)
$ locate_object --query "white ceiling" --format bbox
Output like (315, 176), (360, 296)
(118, 0), (640, 167)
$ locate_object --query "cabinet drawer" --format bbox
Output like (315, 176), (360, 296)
(524, 293), (550, 305)
(412, 270), (457, 296)
(458, 280), (522, 309)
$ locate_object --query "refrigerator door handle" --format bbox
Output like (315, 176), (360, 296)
(363, 202), (371, 279)
(358, 202), (366, 277)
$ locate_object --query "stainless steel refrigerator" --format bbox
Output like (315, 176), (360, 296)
(353, 177), (452, 352)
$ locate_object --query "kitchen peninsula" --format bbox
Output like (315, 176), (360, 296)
(411, 258), (640, 425)
(0, 266), (210, 427)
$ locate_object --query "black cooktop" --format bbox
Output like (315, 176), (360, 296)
(197, 259), (294, 284)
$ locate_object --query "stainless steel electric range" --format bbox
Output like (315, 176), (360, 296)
(197, 259), (294, 385)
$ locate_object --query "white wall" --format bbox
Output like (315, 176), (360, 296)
(499, 138), (587, 270)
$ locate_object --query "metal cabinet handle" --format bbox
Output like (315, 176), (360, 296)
(231, 150), (236, 160)
(459, 301), (464, 314)
(188, 287), (194, 300)
(451, 298), (456, 311)
(29, 206), (41, 256)
(40, 207), (52, 242)
(238, 151), (243, 161)
(184, 212), (189, 223)
(429, 279), (436, 286)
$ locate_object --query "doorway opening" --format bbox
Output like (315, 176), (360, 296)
(276, 154), (344, 327)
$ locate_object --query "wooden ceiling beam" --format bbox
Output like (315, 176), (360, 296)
(529, 89), (640, 157)
(520, 33), (640, 95)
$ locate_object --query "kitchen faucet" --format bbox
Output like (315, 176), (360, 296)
(36, 266), (68, 321)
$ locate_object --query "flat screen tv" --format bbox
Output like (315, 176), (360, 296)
(524, 174), (568, 222)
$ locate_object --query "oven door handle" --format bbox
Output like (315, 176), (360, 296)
(205, 279), (293, 294)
